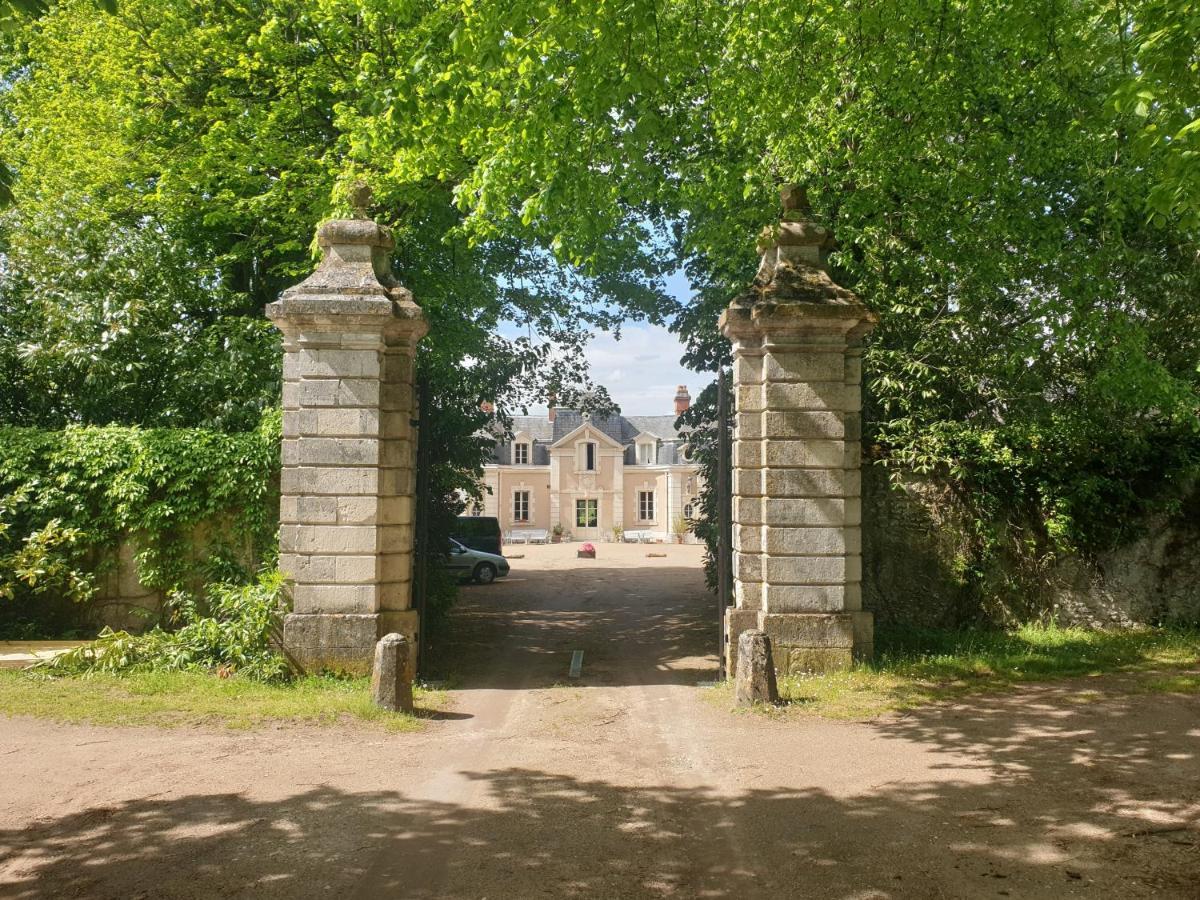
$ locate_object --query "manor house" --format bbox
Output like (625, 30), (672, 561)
(477, 386), (703, 542)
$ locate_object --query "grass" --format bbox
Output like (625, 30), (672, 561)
(0, 669), (443, 731)
(721, 623), (1200, 720)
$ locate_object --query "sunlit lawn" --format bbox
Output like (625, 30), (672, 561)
(0, 669), (442, 731)
(720, 624), (1200, 719)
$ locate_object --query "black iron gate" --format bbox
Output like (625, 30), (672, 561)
(411, 374), (432, 677)
(715, 368), (733, 679)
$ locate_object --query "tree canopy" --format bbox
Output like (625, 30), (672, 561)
(1, 0), (1197, 555)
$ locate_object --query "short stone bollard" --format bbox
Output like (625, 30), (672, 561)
(734, 629), (779, 707)
(371, 632), (414, 713)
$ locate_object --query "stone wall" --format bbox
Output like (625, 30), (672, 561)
(87, 521), (263, 633)
(862, 466), (1200, 628)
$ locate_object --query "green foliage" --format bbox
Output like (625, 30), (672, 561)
(0, 669), (429, 729)
(0, 414), (280, 636)
(47, 569), (289, 682)
(767, 623), (1200, 718)
(1, 0), (1198, 613)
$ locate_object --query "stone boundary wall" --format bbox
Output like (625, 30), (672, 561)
(86, 521), (262, 633)
(862, 467), (1200, 628)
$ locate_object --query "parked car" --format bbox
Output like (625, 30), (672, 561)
(446, 538), (510, 584)
(453, 515), (503, 555)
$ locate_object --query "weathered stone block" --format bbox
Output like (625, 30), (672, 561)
(764, 410), (845, 440)
(759, 612), (855, 648)
(734, 497), (763, 525)
(377, 496), (414, 526)
(764, 526), (855, 556)
(732, 441), (762, 469)
(287, 524), (377, 554)
(763, 497), (845, 527)
(733, 523), (763, 554)
(280, 466), (380, 496)
(733, 353), (763, 385)
(316, 408), (381, 437)
(735, 383), (766, 413)
(763, 351), (845, 383)
(762, 583), (846, 613)
(336, 496), (379, 525)
(299, 348), (381, 379)
(734, 411), (764, 439)
(282, 612), (378, 675)
(371, 633), (414, 713)
(379, 552), (414, 584)
(762, 468), (847, 499)
(336, 378), (382, 407)
(764, 555), (851, 585)
(734, 579), (762, 610)
(732, 468), (764, 497)
(734, 630), (779, 707)
(733, 551), (762, 583)
(286, 437), (381, 467)
(764, 381), (847, 412)
(763, 439), (845, 468)
(292, 582), (378, 614)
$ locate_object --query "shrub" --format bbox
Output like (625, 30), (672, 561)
(47, 570), (290, 682)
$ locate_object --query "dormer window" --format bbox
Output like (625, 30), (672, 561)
(514, 442), (529, 465)
(636, 437), (657, 465)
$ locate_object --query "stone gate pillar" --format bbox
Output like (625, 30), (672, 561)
(267, 187), (427, 674)
(720, 185), (877, 675)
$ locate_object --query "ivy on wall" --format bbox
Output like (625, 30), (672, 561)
(0, 411), (280, 637)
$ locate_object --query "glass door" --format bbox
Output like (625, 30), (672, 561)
(575, 498), (599, 539)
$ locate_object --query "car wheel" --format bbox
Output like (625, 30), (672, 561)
(473, 562), (496, 585)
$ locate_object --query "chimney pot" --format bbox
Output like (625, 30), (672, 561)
(674, 385), (691, 415)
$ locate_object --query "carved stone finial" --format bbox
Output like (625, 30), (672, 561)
(349, 181), (373, 219)
(780, 183), (811, 215)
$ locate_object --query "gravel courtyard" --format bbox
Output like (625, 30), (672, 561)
(1, 542), (1196, 898)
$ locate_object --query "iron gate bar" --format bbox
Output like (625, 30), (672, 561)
(716, 368), (733, 681)
(412, 374), (432, 677)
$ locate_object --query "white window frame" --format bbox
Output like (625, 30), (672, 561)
(513, 489), (531, 523)
(580, 441), (597, 471)
(637, 440), (656, 465)
(576, 498), (598, 528)
(638, 490), (655, 522)
(513, 442), (530, 465)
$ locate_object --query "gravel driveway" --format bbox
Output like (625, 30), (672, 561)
(1, 543), (1196, 898)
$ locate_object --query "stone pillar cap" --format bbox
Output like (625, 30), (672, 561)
(723, 183), (876, 340)
(266, 184), (425, 335)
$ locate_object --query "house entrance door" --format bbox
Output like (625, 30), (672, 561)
(574, 497), (600, 540)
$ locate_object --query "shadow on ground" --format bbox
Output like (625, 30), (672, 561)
(426, 565), (717, 690)
(3, 687), (1195, 899)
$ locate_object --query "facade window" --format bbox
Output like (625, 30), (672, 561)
(683, 502), (693, 519)
(638, 490), (655, 521)
(576, 498), (598, 528)
(638, 441), (655, 465)
(513, 490), (530, 522)
(514, 442), (529, 465)
(584, 442), (596, 471)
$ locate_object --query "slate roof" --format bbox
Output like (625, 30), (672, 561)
(488, 410), (693, 466)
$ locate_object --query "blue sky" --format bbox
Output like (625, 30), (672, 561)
(503, 271), (715, 417)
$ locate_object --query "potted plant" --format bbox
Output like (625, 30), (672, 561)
(672, 515), (689, 544)
(578, 542), (597, 559)
(551, 523), (564, 544)
(611, 523), (624, 543)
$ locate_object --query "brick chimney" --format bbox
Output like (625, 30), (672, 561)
(547, 392), (557, 423)
(674, 385), (691, 415)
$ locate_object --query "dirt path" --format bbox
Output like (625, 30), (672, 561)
(1, 543), (1197, 898)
